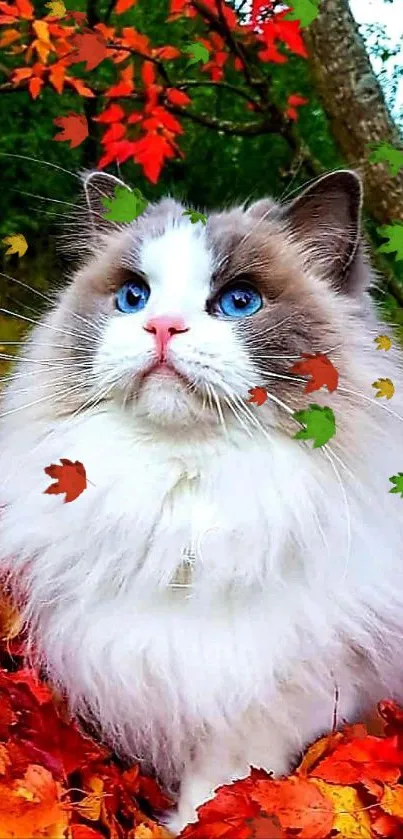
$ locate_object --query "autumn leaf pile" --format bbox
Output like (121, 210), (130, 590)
(0, 594), (174, 839)
(2, 590), (403, 839)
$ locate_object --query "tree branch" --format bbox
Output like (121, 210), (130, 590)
(104, 0), (116, 24)
(190, 0), (269, 98)
(106, 43), (173, 86)
(176, 78), (262, 107)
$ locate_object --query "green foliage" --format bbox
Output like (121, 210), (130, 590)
(377, 224), (403, 261)
(285, 0), (321, 28)
(389, 473), (403, 498)
(369, 142), (403, 176)
(102, 187), (149, 222)
(0, 0), (402, 338)
(182, 209), (208, 225)
(293, 404), (336, 448)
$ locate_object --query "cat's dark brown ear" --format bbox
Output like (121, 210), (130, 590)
(246, 197), (278, 221)
(82, 170), (130, 237)
(281, 170), (365, 294)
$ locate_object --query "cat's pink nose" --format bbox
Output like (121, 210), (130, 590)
(143, 315), (189, 359)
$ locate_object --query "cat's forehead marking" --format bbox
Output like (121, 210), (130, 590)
(139, 220), (214, 313)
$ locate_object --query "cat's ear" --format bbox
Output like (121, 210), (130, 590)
(281, 170), (365, 294)
(81, 169), (131, 236)
(246, 197), (278, 221)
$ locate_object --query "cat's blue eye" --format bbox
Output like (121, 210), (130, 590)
(217, 284), (262, 318)
(115, 280), (150, 314)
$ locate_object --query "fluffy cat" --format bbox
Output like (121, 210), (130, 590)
(0, 169), (403, 834)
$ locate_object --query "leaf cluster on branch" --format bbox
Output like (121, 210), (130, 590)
(0, 0), (313, 182)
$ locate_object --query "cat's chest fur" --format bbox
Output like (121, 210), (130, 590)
(0, 402), (392, 610)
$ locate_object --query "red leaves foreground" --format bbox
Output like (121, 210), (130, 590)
(0, 593), (173, 838)
(2, 592), (403, 839)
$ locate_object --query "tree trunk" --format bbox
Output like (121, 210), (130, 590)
(303, 0), (403, 225)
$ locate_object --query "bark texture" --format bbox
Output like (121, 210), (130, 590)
(303, 0), (403, 225)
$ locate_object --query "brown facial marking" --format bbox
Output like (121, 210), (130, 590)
(205, 209), (338, 417)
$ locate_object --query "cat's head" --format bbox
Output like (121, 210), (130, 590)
(48, 169), (371, 434)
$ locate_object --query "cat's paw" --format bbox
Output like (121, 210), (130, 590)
(160, 807), (198, 837)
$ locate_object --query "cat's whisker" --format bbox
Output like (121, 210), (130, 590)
(0, 307), (98, 345)
(204, 382), (215, 417)
(0, 152), (82, 181)
(0, 363), (95, 385)
(220, 392), (254, 438)
(322, 447), (352, 584)
(210, 383), (227, 435)
(0, 354), (94, 365)
(263, 390), (295, 417)
(339, 386), (403, 426)
(0, 271), (102, 335)
(256, 368), (306, 386)
(237, 312), (302, 338)
(0, 342), (94, 352)
(3, 374), (94, 397)
(222, 386), (273, 442)
(14, 190), (119, 228)
(0, 378), (95, 421)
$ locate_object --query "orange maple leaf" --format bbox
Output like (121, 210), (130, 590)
(290, 352), (339, 394)
(250, 776), (334, 839)
(44, 458), (87, 503)
(247, 386), (268, 406)
(70, 30), (107, 71)
(53, 113), (89, 148)
(0, 764), (69, 838)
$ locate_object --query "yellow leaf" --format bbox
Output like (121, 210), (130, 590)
(45, 0), (66, 16)
(312, 780), (372, 838)
(381, 784), (403, 819)
(296, 732), (342, 776)
(75, 775), (104, 821)
(33, 20), (51, 42)
(133, 824), (173, 838)
(374, 335), (392, 351)
(2, 233), (28, 257)
(372, 377), (395, 399)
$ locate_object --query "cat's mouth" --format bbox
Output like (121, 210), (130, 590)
(139, 361), (191, 388)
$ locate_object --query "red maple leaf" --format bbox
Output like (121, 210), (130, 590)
(115, 0), (137, 12)
(286, 93), (308, 120)
(130, 131), (177, 183)
(254, 10), (308, 62)
(70, 30), (107, 71)
(310, 734), (403, 785)
(105, 64), (134, 97)
(180, 784), (261, 839)
(290, 353), (339, 394)
(53, 114), (88, 148)
(94, 103), (125, 123)
(166, 87), (191, 106)
(44, 458), (87, 503)
(247, 386), (268, 406)
(251, 777), (334, 839)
